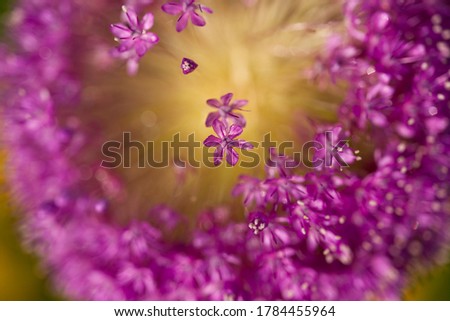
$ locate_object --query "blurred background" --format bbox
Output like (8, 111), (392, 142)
(0, 0), (449, 301)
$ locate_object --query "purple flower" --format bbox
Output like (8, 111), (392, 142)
(180, 57), (198, 74)
(161, 0), (213, 32)
(111, 6), (159, 74)
(265, 147), (298, 178)
(11, 87), (54, 131)
(247, 212), (294, 250)
(313, 126), (356, 170)
(203, 120), (253, 166)
(264, 175), (306, 206)
(205, 93), (248, 128)
(125, 0), (154, 10)
(233, 175), (267, 207)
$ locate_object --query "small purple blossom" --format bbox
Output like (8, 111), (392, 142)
(161, 0), (213, 32)
(313, 126), (356, 170)
(11, 87), (54, 131)
(265, 148), (298, 178)
(111, 6), (159, 75)
(205, 93), (248, 128)
(203, 120), (253, 166)
(247, 211), (294, 250)
(180, 57), (198, 74)
(264, 175), (306, 206)
(232, 175), (267, 207)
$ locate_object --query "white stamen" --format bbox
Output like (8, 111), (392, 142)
(442, 30), (450, 40)
(433, 25), (443, 34)
(366, 66), (376, 75)
(431, 14), (442, 25)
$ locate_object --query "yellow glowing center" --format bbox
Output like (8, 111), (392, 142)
(82, 0), (344, 221)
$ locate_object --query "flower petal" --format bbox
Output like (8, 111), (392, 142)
(135, 41), (149, 57)
(203, 135), (222, 147)
(122, 6), (139, 30)
(141, 33), (159, 44)
(176, 12), (190, 32)
(206, 99), (221, 108)
(111, 24), (132, 39)
(214, 146), (224, 166)
(127, 58), (139, 76)
(221, 93), (233, 105)
(140, 13), (154, 31)
(161, 3), (183, 15)
(230, 139), (253, 150)
(229, 113), (247, 127)
(190, 12), (206, 27)
(205, 112), (220, 127)
(226, 147), (239, 166)
(199, 5), (213, 14)
(118, 39), (135, 52)
(228, 124), (243, 139)
(212, 120), (227, 139)
(230, 99), (248, 109)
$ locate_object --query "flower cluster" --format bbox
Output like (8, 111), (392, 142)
(0, 0), (449, 301)
(111, 0), (213, 74)
(233, 147), (354, 265)
(232, 0), (450, 299)
(203, 93), (253, 166)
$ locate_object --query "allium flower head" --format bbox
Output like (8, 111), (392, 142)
(1, 0), (449, 302)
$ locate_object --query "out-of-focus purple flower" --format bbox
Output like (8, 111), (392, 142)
(313, 126), (356, 170)
(264, 175), (306, 206)
(247, 211), (294, 250)
(265, 147), (298, 178)
(161, 0), (213, 32)
(111, 6), (159, 75)
(180, 57), (198, 74)
(205, 93), (248, 128)
(232, 175), (267, 207)
(10, 87), (54, 131)
(125, 0), (154, 11)
(203, 120), (253, 166)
